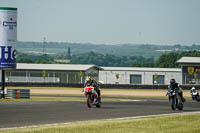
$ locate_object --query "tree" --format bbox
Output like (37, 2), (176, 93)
(155, 53), (179, 68)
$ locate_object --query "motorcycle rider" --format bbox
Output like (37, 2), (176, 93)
(169, 78), (185, 103)
(190, 86), (199, 97)
(85, 76), (101, 104)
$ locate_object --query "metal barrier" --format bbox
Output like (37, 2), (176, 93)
(2, 82), (199, 90)
(4, 89), (30, 99)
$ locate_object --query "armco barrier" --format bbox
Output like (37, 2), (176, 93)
(5, 89), (13, 99)
(2, 82), (199, 90)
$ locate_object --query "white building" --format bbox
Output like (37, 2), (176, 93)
(99, 67), (182, 85)
(2, 63), (103, 84)
(1, 63), (183, 85)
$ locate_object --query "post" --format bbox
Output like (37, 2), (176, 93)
(1, 70), (5, 98)
(43, 37), (46, 53)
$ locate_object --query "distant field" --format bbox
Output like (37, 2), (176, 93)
(1, 113), (200, 133)
(55, 59), (70, 63)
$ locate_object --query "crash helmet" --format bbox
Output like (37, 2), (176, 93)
(85, 76), (91, 82)
(170, 79), (176, 84)
(191, 87), (195, 90)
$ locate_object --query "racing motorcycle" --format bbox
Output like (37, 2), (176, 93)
(191, 87), (200, 102)
(166, 87), (183, 110)
(84, 86), (101, 108)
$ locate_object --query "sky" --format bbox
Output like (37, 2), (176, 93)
(0, 0), (200, 45)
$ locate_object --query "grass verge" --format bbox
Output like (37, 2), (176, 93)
(4, 86), (191, 100)
(6, 87), (82, 90)
(1, 113), (200, 133)
(0, 96), (132, 102)
(6, 86), (173, 91)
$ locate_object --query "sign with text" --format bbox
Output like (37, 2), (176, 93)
(0, 7), (17, 69)
(183, 66), (200, 79)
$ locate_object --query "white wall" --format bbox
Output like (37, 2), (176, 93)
(99, 70), (182, 85)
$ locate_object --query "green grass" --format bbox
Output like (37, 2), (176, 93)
(0, 96), (84, 102)
(55, 59), (71, 63)
(6, 87), (82, 90)
(0, 96), (132, 102)
(1, 113), (200, 133)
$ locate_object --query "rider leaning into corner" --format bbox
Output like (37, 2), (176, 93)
(169, 78), (186, 103)
(85, 76), (101, 103)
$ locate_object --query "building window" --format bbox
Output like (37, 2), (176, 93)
(8, 71), (26, 77)
(30, 71), (42, 77)
(130, 74), (142, 84)
(153, 75), (165, 84)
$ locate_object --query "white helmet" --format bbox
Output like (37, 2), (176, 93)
(192, 87), (195, 90)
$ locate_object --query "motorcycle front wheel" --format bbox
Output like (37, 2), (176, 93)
(87, 94), (93, 108)
(170, 97), (176, 110)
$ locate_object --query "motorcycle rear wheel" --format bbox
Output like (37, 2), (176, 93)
(177, 102), (183, 110)
(96, 101), (101, 108)
(196, 96), (200, 102)
(177, 97), (183, 110)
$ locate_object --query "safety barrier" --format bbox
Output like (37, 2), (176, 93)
(4, 89), (30, 99)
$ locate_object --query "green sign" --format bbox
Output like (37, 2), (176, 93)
(42, 70), (46, 79)
(79, 71), (83, 77)
(154, 73), (158, 80)
(116, 73), (119, 79)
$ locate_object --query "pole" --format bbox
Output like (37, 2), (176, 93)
(1, 70), (5, 98)
(43, 37), (46, 53)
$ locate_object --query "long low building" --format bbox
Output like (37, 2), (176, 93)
(0, 63), (182, 85)
(99, 67), (182, 85)
(1, 56), (199, 85)
(2, 63), (103, 84)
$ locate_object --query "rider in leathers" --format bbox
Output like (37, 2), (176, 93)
(85, 76), (101, 103)
(190, 86), (199, 97)
(169, 79), (185, 102)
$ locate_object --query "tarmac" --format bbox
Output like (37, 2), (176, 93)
(0, 97), (199, 128)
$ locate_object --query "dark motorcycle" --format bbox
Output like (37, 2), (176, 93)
(191, 88), (200, 102)
(166, 88), (183, 110)
(84, 86), (101, 108)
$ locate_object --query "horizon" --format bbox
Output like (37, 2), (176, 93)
(1, 0), (200, 45)
(17, 41), (199, 46)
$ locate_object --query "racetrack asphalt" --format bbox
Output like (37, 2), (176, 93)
(0, 97), (200, 128)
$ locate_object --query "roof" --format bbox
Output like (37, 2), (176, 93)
(176, 57), (200, 64)
(101, 67), (181, 72)
(16, 63), (103, 71)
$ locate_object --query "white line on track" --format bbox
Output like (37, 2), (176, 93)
(0, 122), (71, 131)
(106, 111), (200, 121)
(132, 99), (146, 102)
(0, 111), (200, 131)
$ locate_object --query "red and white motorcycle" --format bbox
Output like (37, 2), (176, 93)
(84, 86), (101, 108)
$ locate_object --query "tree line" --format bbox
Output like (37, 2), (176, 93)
(17, 41), (200, 59)
(17, 50), (200, 68)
